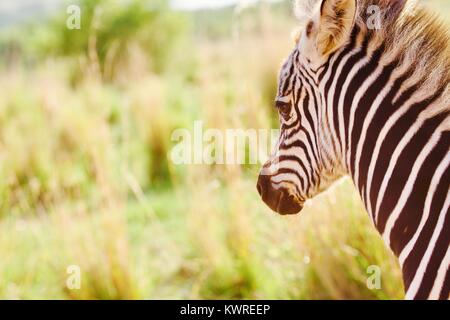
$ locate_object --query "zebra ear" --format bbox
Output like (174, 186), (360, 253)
(316, 0), (356, 56)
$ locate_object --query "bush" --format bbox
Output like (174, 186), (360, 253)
(1, 0), (189, 80)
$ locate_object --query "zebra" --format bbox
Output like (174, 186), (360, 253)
(256, 0), (449, 300)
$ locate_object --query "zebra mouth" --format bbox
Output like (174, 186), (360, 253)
(274, 191), (303, 215)
(257, 175), (303, 215)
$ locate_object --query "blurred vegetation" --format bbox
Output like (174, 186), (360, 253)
(0, 0), (447, 299)
(1, 0), (190, 81)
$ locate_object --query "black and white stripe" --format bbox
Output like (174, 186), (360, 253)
(257, 0), (449, 300)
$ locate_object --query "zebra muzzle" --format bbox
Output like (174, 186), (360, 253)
(257, 174), (303, 215)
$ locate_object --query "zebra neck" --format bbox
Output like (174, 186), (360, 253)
(321, 26), (449, 299)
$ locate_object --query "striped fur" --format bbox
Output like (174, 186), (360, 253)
(257, 0), (449, 299)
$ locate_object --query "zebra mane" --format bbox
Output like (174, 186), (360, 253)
(294, 0), (450, 100)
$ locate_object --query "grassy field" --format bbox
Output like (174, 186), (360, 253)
(0, 0), (447, 299)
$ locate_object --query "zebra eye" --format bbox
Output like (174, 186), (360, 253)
(276, 100), (292, 120)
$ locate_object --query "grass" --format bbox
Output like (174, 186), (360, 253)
(1, 0), (447, 299)
(0, 51), (404, 298)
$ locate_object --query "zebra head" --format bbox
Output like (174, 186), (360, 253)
(257, 0), (357, 215)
